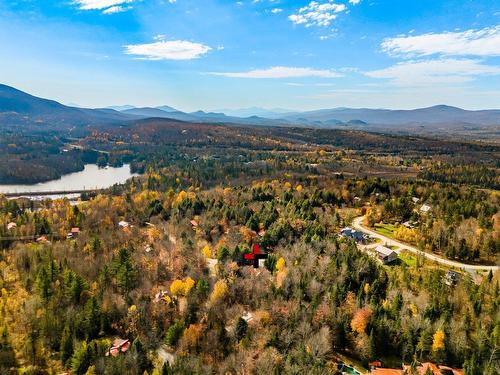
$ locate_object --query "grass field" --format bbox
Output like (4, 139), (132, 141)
(399, 251), (417, 267)
(374, 223), (398, 237)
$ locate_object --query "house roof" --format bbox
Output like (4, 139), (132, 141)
(375, 245), (397, 257)
(370, 369), (404, 375)
(420, 204), (432, 212)
(402, 362), (462, 375)
(71, 227), (80, 233)
(7, 222), (17, 229)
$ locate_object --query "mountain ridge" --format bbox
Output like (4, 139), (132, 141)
(1, 84), (500, 131)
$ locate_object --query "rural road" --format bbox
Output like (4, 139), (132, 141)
(352, 216), (499, 273)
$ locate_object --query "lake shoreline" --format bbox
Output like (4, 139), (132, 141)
(0, 164), (139, 195)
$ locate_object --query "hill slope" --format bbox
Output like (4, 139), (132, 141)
(0, 84), (135, 128)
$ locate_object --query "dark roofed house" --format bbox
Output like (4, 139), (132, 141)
(340, 227), (369, 243)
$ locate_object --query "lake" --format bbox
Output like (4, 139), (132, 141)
(0, 164), (138, 197)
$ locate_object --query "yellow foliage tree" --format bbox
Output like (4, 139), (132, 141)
(182, 324), (203, 349)
(183, 277), (195, 295)
(170, 280), (185, 296)
(170, 277), (195, 297)
(296, 185), (303, 192)
(432, 329), (445, 352)
(351, 307), (373, 335)
(363, 283), (370, 295)
(276, 257), (286, 272)
(202, 245), (212, 258)
(210, 280), (228, 304)
(394, 226), (419, 244)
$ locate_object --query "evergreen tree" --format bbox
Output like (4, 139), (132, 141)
(235, 317), (248, 342)
(61, 324), (74, 366)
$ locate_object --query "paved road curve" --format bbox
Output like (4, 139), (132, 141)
(352, 216), (499, 273)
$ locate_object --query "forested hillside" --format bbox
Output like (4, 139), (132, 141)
(0, 124), (498, 374)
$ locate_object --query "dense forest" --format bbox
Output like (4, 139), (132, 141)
(0, 121), (498, 374)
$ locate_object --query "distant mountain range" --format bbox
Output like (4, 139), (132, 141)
(0, 84), (134, 128)
(1, 84), (500, 132)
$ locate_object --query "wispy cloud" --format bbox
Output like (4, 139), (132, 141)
(289, 1), (347, 27)
(73, 0), (134, 11)
(381, 26), (500, 57)
(102, 5), (131, 14)
(365, 58), (500, 86)
(209, 66), (342, 79)
(125, 37), (212, 60)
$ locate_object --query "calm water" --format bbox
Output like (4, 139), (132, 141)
(0, 164), (138, 194)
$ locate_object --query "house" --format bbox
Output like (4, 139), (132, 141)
(7, 222), (17, 230)
(67, 227), (80, 239)
(369, 361), (383, 370)
(241, 311), (254, 323)
(106, 338), (130, 357)
(369, 362), (463, 375)
(403, 220), (417, 229)
(118, 221), (130, 228)
(412, 197), (420, 204)
(369, 369), (403, 375)
(444, 270), (461, 286)
(36, 236), (49, 244)
(243, 244), (268, 268)
(190, 220), (199, 228)
(403, 362), (463, 375)
(340, 227), (369, 243)
(374, 245), (398, 264)
(154, 290), (171, 304)
(420, 204), (432, 213)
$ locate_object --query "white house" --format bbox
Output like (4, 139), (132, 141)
(118, 221), (130, 228)
(420, 204), (432, 213)
(7, 222), (17, 230)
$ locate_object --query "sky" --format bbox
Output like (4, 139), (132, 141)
(1, 0), (500, 111)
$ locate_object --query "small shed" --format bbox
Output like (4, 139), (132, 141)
(7, 222), (17, 230)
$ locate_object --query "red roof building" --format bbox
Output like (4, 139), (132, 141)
(106, 338), (130, 357)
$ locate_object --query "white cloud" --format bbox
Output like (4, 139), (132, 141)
(125, 38), (212, 60)
(102, 5), (130, 14)
(209, 66), (342, 78)
(365, 58), (500, 86)
(381, 26), (500, 57)
(349, 0), (361, 4)
(289, 1), (347, 27)
(271, 8), (283, 14)
(74, 0), (134, 11)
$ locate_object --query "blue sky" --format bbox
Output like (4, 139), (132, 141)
(1, 0), (500, 111)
